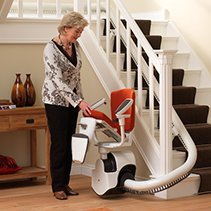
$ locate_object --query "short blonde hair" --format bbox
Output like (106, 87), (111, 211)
(58, 11), (88, 34)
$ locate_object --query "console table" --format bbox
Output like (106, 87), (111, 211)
(0, 106), (50, 184)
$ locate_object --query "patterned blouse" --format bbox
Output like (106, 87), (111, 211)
(42, 40), (83, 108)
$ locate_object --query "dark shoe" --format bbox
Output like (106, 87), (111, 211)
(54, 191), (67, 200)
(65, 186), (79, 196)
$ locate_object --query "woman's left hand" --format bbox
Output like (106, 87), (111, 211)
(79, 100), (91, 116)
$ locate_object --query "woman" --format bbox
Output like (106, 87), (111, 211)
(42, 11), (91, 200)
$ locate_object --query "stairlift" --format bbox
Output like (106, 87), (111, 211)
(72, 88), (136, 196)
(72, 88), (197, 197)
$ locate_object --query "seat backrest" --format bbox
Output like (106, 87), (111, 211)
(110, 88), (135, 133)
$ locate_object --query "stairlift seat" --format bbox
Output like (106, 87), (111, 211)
(88, 88), (136, 135)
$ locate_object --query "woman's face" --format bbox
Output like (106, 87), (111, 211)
(65, 27), (84, 43)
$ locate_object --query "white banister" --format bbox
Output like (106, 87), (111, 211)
(126, 24), (131, 87)
(37, 0), (43, 18)
(96, 0), (101, 44)
(56, 0), (61, 18)
(74, 0), (84, 13)
(137, 41), (143, 114)
(105, 0), (110, 60)
(87, 0), (91, 28)
(18, 0), (23, 18)
(116, 7), (121, 78)
(158, 50), (176, 174)
(149, 60), (155, 135)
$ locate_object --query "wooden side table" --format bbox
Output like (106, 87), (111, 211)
(0, 106), (50, 184)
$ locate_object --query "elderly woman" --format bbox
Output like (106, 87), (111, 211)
(42, 11), (91, 200)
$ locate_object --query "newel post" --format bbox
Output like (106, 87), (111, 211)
(158, 50), (177, 175)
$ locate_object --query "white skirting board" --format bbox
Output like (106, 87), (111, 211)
(155, 173), (200, 199)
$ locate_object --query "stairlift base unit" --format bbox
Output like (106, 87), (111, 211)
(91, 151), (136, 196)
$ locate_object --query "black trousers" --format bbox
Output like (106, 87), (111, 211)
(44, 104), (79, 192)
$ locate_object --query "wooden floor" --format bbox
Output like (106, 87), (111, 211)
(0, 175), (211, 211)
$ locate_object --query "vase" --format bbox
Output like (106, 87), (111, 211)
(24, 74), (36, 106)
(11, 73), (26, 107)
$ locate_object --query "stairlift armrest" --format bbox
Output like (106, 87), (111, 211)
(116, 114), (130, 124)
(90, 98), (106, 110)
(115, 98), (133, 116)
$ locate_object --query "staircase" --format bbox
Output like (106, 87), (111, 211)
(112, 18), (211, 195)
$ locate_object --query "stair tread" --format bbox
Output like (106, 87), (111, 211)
(185, 123), (211, 128)
(173, 104), (209, 109)
(175, 143), (211, 151)
(192, 167), (211, 173)
(174, 104), (209, 124)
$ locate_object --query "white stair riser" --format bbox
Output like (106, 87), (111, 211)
(155, 173), (200, 199)
(150, 21), (168, 36)
(195, 88), (211, 107)
(90, 19), (105, 36)
(183, 70), (201, 87)
(120, 71), (136, 87)
(142, 110), (159, 129)
(173, 53), (190, 69)
(101, 35), (115, 52)
(110, 53), (125, 70)
(161, 37), (178, 50)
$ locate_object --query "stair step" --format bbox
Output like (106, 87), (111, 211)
(161, 36), (179, 50)
(192, 167), (211, 194)
(109, 53), (125, 69)
(173, 52), (190, 69)
(175, 144), (211, 169)
(187, 123), (211, 145)
(173, 86), (196, 105)
(174, 123), (211, 147)
(174, 104), (209, 124)
(143, 86), (196, 108)
(195, 145), (211, 169)
(172, 68), (184, 86)
(150, 21), (168, 36)
(101, 35), (115, 52)
(120, 71), (136, 87)
(90, 19), (105, 36)
(195, 87), (211, 107)
(135, 19), (151, 35)
(183, 69), (201, 87)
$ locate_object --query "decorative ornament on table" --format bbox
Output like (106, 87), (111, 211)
(0, 154), (22, 174)
(24, 74), (36, 106)
(11, 73), (26, 107)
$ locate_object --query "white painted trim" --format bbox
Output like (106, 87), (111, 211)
(0, 20), (58, 43)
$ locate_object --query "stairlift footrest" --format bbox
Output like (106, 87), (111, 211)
(72, 133), (89, 164)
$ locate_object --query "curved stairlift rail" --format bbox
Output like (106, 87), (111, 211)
(123, 109), (197, 194)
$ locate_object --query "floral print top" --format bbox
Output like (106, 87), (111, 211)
(42, 40), (83, 108)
